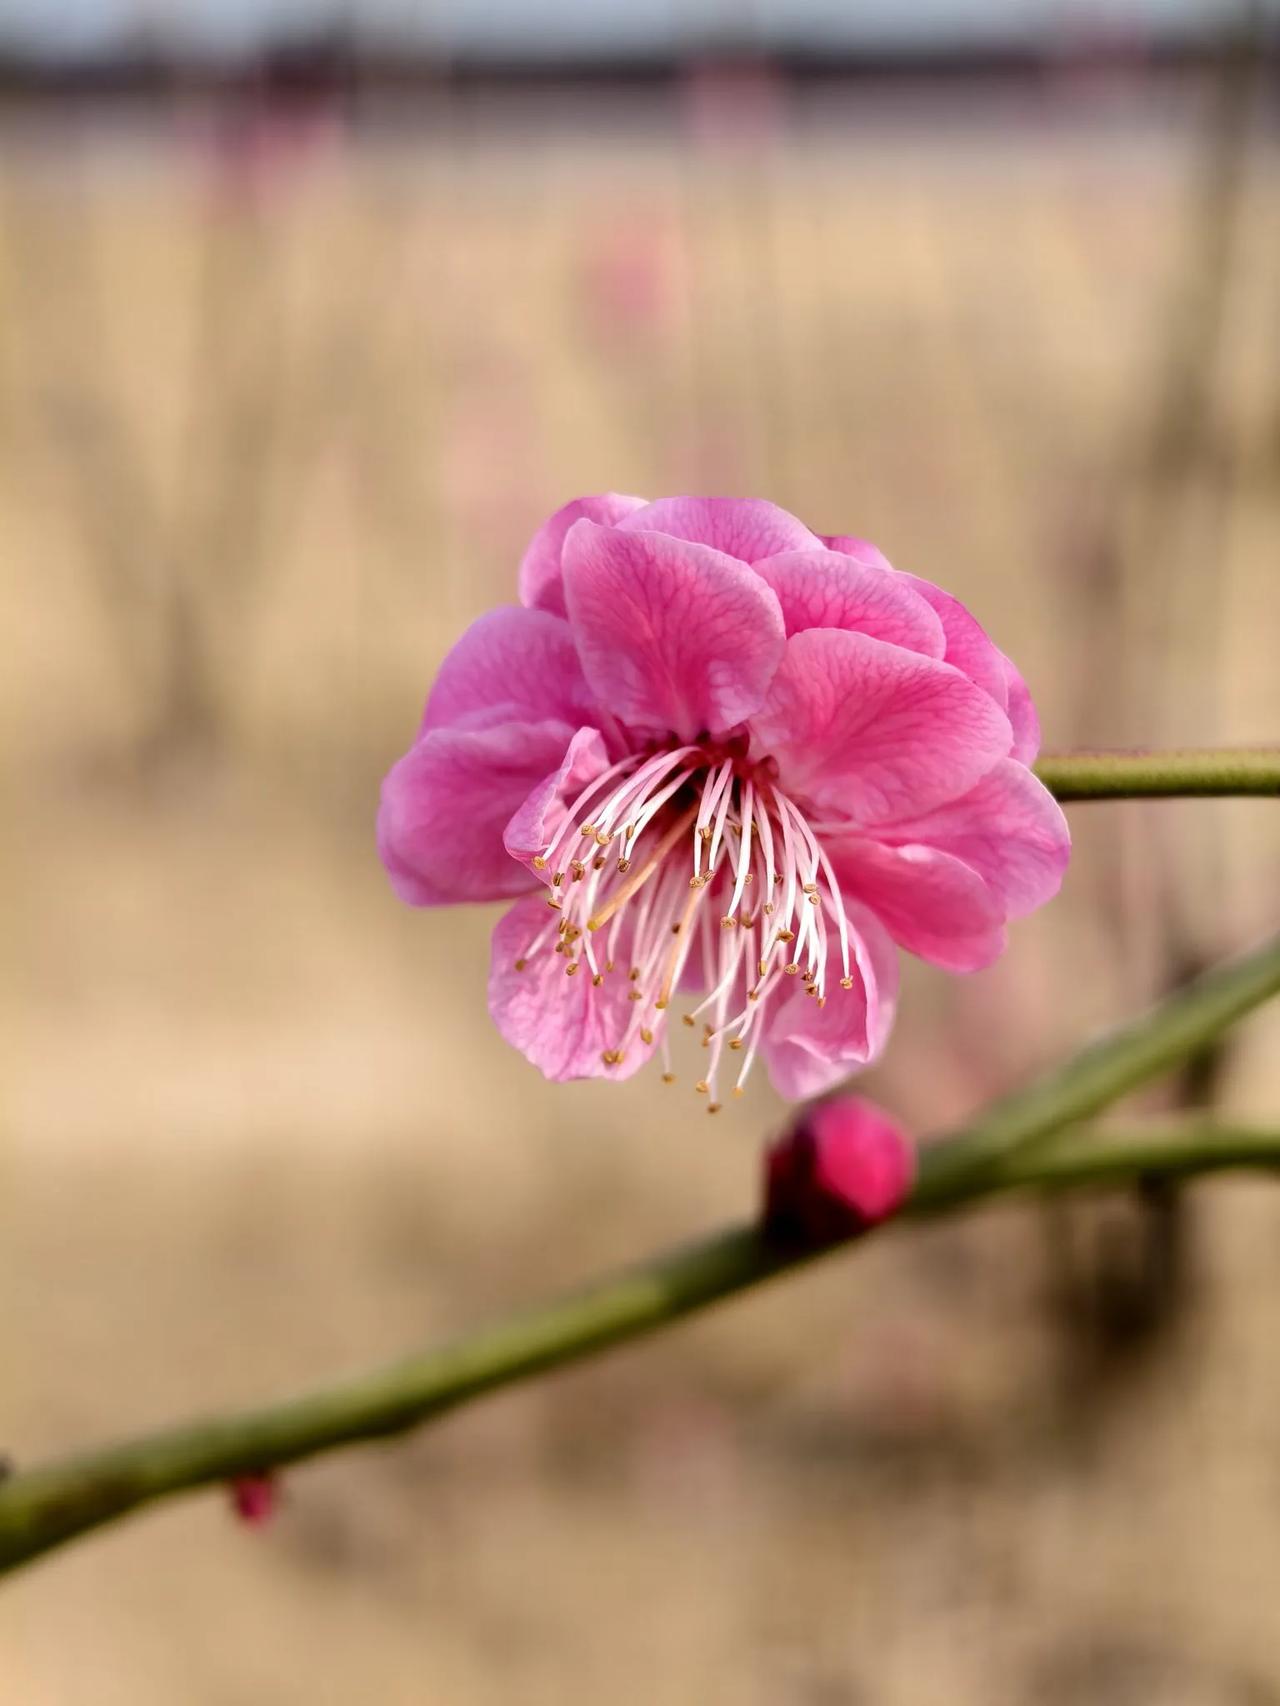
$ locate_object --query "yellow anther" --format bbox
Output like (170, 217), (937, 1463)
(840, 976), (854, 989)
(728, 1038), (743, 1051)
(605, 960), (616, 972)
(616, 858), (631, 874)
(593, 856), (607, 871)
(817, 996), (827, 1008)
(581, 823), (596, 838)
(707, 1102), (722, 1115)
(732, 1086), (745, 1098)
(661, 1072), (676, 1084)
(784, 963), (800, 976)
(682, 1014), (696, 1027)
(628, 990), (643, 1002)
(777, 929), (795, 943)
(569, 860), (585, 881)
(694, 1080), (709, 1094)
(720, 916), (736, 930)
(629, 967), (640, 981)
(594, 830), (612, 847)
(546, 897), (562, 911)
(532, 855), (547, 870)
(565, 962), (580, 977)
(552, 872), (564, 887)
(640, 1028), (654, 1045)
(592, 973), (604, 987)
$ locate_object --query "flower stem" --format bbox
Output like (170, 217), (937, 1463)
(1, 932), (1278, 1577)
(1035, 746), (1280, 800)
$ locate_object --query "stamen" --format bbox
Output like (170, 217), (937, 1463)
(588, 806), (699, 932)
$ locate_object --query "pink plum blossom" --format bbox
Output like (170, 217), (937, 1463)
(379, 495), (1070, 1108)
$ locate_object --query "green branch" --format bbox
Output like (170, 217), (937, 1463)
(1035, 746), (1280, 800)
(2, 932), (1278, 1578)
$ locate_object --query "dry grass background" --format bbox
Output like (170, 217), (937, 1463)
(2, 76), (1279, 1703)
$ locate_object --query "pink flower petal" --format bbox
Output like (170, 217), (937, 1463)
(897, 572), (1010, 707)
(562, 518), (786, 740)
(828, 836), (1008, 972)
(420, 606), (601, 736)
(620, 495), (820, 562)
(871, 758), (1070, 921)
(379, 719), (579, 906)
(825, 545), (1043, 762)
(1003, 656), (1042, 763)
(752, 547), (945, 655)
(762, 903), (898, 1101)
(488, 894), (658, 1082)
(820, 533), (894, 571)
(518, 493), (647, 617)
(749, 629), (1013, 825)
(503, 726), (613, 879)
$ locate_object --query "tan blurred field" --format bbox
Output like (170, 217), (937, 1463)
(2, 82), (1279, 1703)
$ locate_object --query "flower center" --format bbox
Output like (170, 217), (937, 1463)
(517, 743), (858, 1108)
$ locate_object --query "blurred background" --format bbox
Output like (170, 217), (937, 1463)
(2, 2), (1279, 1701)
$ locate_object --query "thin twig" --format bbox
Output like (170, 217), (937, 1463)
(1, 932), (1277, 1578)
(1035, 747), (1280, 800)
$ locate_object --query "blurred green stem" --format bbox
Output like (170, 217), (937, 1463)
(1036, 747), (1280, 800)
(1, 932), (1278, 1578)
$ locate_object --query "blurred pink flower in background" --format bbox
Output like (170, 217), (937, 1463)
(578, 209), (686, 352)
(379, 494), (1069, 1107)
(680, 58), (788, 154)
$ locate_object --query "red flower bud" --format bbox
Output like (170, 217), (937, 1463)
(229, 1472), (278, 1527)
(764, 1094), (915, 1247)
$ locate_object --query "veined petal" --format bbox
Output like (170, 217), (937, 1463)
(420, 605), (601, 737)
(820, 533), (894, 572)
(808, 540), (1043, 763)
(620, 495), (821, 562)
(562, 518), (786, 740)
(504, 726), (613, 878)
(378, 719), (578, 906)
(762, 903), (899, 1101)
(753, 547), (945, 655)
(870, 758), (1069, 921)
(518, 492), (647, 617)
(750, 628), (1013, 825)
(489, 895), (658, 1082)
(1003, 656), (1042, 763)
(828, 836), (1008, 973)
